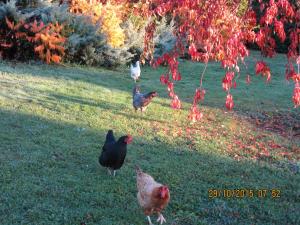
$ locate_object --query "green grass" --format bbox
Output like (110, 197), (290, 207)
(0, 51), (299, 225)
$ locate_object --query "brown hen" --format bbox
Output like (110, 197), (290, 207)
(136, 166), (170, 225)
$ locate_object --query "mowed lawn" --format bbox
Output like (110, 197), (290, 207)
(0, 51), (299, 225)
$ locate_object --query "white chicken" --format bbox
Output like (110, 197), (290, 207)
(130, 61), (141, 82)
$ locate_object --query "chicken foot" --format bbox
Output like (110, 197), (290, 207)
(107, 169), (117, 176)
(147, 216), (154, 225)
(156, 213), (166, 225)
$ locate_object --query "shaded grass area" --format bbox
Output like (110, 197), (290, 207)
(0, 51), (299, 225)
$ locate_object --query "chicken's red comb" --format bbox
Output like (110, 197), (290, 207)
(125, 135), (133, 144)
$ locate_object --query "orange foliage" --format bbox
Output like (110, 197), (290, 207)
(1, 18), (65, 64)
(27, 20), (66, 64)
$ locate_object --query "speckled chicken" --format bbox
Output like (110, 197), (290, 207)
(133, 85), (158, 112)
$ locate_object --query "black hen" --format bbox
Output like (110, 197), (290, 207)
(133, 85), (158, 112)
(99, 130), (133, 176)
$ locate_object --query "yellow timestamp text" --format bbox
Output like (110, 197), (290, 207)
(208, 189), (281, 199)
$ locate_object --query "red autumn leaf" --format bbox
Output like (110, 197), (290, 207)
(291, 74), (300, 82)
(171, 95), (181, 109)
(160, 74), (168, 84)
(222, 71), (235, 91)
(233, 81), (237, 88)
(225, 94), (234, 110)
(292, 82), (300, 108)
(222, 81), (230, 92)
(285, 63), (300, 82)
(188, 105), (203, 122)
(255, 61), (271, 82)
(172, 71), (181, 81)
(274, 19), (286, 42)
(156, 6), (164, 16)
(167, 82), (174, 92)
(188, 43), (197, 57)
(156, 57), (163, 65)
(277, 0), (295, 18)
(263, 3), (278, 25)
(169, 91), (175, 98)
(193, 88), (206, 104)
(255, 61), (266, 74)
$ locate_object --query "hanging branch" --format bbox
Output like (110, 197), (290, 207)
(200, 62), (208, 88)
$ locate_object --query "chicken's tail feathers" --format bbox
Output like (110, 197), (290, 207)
(105, 129), (116, 143)
(106, 129), (114, 136)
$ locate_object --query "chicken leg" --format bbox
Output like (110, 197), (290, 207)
(157, 213), (166, 225)
(141, 107), (147, 113)
(106, 169), (116, 176)
(147, 216), (154, 225)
